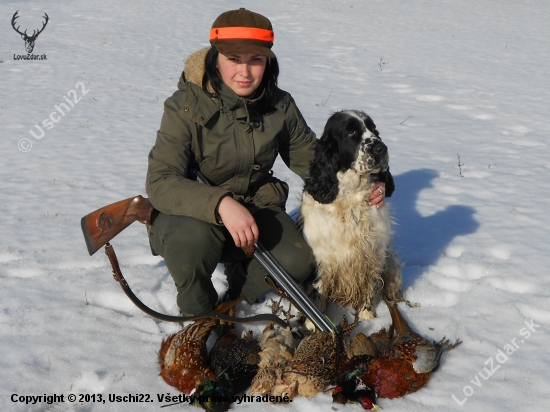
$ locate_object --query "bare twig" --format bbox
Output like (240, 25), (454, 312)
(322, 89), (332, 106)
(112, 372), (125, 382)
(315, 89), (332, 107)
(400, 116), (412, 124)
(457, 153), (464, 177)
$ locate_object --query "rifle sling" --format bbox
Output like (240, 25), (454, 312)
(104, 242), (289, 328)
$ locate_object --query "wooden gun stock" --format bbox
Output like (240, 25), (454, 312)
(81, 195), (155, 256)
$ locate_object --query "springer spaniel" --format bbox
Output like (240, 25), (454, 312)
(301, 110), (403, 319)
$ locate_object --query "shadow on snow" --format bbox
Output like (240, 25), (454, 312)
(389, 168), (479, 289)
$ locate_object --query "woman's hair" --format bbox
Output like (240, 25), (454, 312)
(202, 46), (279, 104)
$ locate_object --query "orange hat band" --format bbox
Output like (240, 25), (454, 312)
(210, 27), (274, 42)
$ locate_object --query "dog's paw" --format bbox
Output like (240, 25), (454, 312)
(358, 308), (377, 320)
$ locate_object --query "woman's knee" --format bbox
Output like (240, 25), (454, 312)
(279, 246), (316, 283)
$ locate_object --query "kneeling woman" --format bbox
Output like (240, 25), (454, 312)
(145, 9), (319, 316)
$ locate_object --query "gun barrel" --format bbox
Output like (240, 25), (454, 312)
(254, 243), (336, 332)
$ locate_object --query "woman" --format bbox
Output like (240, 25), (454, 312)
(146, 8), (389, 316)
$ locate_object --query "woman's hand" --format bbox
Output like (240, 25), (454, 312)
(218, 196), (259, 250)
(368, 181), (386, 208)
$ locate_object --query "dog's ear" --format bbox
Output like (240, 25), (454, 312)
(364, 115), (380, 138)
(304, 135), (340, 204)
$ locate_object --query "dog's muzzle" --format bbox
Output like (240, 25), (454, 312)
(361, 140), (389, 172)
(372, 141), (387, 156)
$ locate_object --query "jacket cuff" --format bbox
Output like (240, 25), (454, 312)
(214, 192), (233, 225)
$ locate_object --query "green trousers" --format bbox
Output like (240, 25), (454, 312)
(148, 206), (316, 316)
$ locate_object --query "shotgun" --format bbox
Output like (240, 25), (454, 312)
(81, 172), (336, 332)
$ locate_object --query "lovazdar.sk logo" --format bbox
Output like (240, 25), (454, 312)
(12, 10), (49, 60)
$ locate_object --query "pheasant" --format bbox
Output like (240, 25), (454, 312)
(282, 315), (358, 398)
(195, 305), (261, 411)
(361, 302), (462, 399)
(249, 298), (299, 400)
(193, 373), (233, 412)
(256, 299), (297, 369)
(208, 328), (261, 395)
(333, 382), (380, 410)
(332, 322), (389, 409)
(158, 299), (239, 395)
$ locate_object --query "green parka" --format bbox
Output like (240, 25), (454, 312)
(146, 48), (316, 223)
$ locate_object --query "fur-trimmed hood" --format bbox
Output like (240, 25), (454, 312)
(178, 47), (211, 91)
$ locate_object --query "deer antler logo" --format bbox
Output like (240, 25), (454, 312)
(11, 11), (49, 54)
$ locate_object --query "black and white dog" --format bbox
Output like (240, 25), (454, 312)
(301, 110), (403, 319)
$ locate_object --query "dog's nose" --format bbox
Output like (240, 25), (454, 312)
(373, 141), (387, 155)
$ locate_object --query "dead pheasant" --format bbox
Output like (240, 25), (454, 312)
(194, 305), (261, 411)
(158, 299), (239, 395)
(250, 298), (299, 400)
(208, 328), (261, 395)
(282, 315), (357, 398)
(332, 326), (389, 409)
(333, 382), (380, 410)
(361, 302), (462, 398)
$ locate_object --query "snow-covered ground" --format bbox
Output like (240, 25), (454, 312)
(1, 0), (549, 411)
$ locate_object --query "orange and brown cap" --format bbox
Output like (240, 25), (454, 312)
(210, 8), (275, 58)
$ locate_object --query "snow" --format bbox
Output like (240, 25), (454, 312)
(1, 0), (549, 411)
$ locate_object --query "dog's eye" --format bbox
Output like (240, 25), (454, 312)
(348, 130), (357, 137)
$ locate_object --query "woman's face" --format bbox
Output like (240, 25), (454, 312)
(216, 53), (267, 97)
